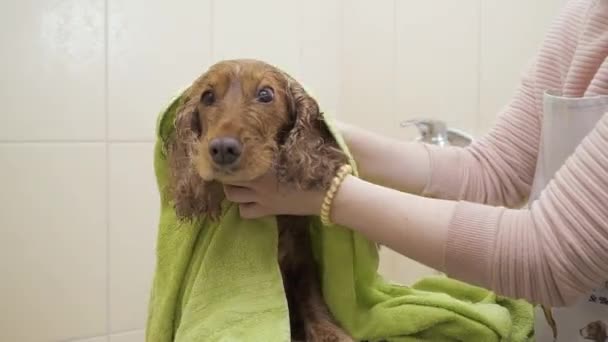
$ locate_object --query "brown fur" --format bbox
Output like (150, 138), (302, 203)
(167, 59), (351, 341)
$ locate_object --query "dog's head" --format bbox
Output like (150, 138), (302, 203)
(168, 59), (347, 220)
(580, 321), (607, 341)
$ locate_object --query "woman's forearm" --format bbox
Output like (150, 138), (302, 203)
(332, 111), (608, 307)
(338, 122), (430, 194)
(330, 174), (455, 271)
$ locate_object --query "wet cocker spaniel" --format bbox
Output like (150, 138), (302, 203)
(167, 59), (352, 341)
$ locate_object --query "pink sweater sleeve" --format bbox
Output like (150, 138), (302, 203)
(444, 115), (608, 306)
(421, 0), (608, 306)
(421, 62), (540, 207)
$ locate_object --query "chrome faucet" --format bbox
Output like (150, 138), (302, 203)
(401, 119), (473, 147)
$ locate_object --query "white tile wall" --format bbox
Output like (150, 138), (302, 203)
(213, 0), (300, 76)
(0, 0), (566, 340)
(75, 337), (109, 342)
(109, 330), (144, 342)
(108, 0), (213, 141)
(396, 0), (480, 134)
(341, 0), (397, 136)
(0, 144), (107, 342)
(108, 143), (157, 332)
(477, 0), (565, 135)
(297, 0), (342, 116)
(0, 0), (105, 141)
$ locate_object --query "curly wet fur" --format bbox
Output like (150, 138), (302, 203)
(277, 76), (347, 190)
(166, 59), (351, 341)
(168, 74), (225, 220)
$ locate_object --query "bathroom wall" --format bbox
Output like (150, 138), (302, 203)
(0, 1), (565, 341)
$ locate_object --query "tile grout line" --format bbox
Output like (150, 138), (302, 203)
(337, 0), (343, 117)
(297, 0), (303, 83)
(476, 0), (482, 136)
(209, 0), (214, 61)
(337, 0), (344, 118)
(104, 0), (111, 337)
(0, 140), (155, 144)
(393, 0), (398, 127)
(59, 328), (145, 342)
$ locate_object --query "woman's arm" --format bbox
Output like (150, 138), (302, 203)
(225, 112), (608, 307)
(225, 114), (608, 308)
(336, 122), (430, 194)
(329, 175), (453, 271)
(330, 114), (608, 307)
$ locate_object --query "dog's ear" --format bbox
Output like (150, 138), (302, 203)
(167, 89), (224, 221)
(277, 76), (348, 190)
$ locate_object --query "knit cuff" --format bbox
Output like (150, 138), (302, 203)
(444, 201), (504, 288)
(421, 143), (465, 200)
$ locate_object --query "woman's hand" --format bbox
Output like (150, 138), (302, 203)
(223, 172), (325, 219)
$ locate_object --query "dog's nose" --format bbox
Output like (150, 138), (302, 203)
(209, 137), (242, 165)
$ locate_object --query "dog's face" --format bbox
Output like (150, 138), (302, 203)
(580, 321), (607, 341)
(187, 60), (293, 183)
(168, 59), (348, 219)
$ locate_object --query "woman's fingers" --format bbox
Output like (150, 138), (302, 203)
(222, 185), (269, 218)
(223, 185), (256, 203)
(238, 203), (268, 219)
(222, 171), (285, 218)
(223, 180), (251, 188)
(224, 171), (279, 191)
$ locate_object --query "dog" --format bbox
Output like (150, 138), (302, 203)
(167, 59), (353, 342)
(580, 321), (607, 342)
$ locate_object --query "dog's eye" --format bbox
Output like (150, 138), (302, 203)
(201, 90), (215, 105)
(257, 87), (274, 103)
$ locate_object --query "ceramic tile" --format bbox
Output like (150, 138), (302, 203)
(379, 247), (439, 286)
(213, 0), (300, 76)
(478, 0), (565, 135)
(395, 0), (479, 138)
(109, 143), (158, 332)
(73, 336), (108, 342)
(297, 0), (342, 115)
(110, 330), (144, 342)
(340, 0), (400, 138)
(0, 0), (105, 141)
(0, 144), (107, 341)
(108, 0), (212, 140)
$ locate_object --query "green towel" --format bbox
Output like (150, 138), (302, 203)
(146, 90), (535, 342)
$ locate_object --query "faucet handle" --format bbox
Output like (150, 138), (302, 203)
(400, 119), (448, 146)
(446, 127), (474, 146)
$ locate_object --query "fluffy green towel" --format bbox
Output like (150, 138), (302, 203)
(146, 91), (535, 342)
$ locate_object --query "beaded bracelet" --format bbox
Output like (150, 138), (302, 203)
(320, 164), (353, 226)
